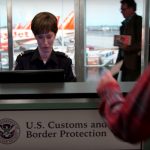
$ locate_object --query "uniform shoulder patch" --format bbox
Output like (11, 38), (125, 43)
(55, 51), (69, 58)
(18, 50), (34, 57)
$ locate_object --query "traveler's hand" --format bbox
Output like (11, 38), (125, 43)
(97, 70), (117, 93)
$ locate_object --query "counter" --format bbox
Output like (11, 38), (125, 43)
(0, 82), (142, 150)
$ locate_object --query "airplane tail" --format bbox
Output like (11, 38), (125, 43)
(58, 11), (74, 30)
(14, 22), (31, 30)
(15, 23), (24, 29)
(24, 22), (31, 30)
(14, 11), (74, 30)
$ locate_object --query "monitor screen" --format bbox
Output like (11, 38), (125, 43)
(0, 69), (65, 83)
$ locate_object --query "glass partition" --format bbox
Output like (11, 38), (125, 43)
(0, 0), (8, 70)
(0, 0), (149, 83)
(85, 0), (144, 81)
(0, 0), (74, 70)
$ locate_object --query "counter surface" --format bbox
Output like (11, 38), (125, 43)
(0, 82), (134, 99)
(0, 82), (135, 109)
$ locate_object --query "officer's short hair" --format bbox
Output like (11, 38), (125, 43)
(31, 12), (58, 35)
(120, 0), (136, 11)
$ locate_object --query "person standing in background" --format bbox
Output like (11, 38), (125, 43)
(14, 12), (76, 82)
(115, 0), (142, 81)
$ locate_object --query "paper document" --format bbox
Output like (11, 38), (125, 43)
(114, 35), (131, 46)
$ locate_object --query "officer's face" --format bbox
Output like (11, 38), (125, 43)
(35, 31), (56, 53)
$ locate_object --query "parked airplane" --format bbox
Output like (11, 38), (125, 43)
(86, 48), (118, 66)
(0, 11), (118, 69)
(0, 11), (74, 51)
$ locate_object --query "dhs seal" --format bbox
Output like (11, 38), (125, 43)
(0, 118), (20, 144)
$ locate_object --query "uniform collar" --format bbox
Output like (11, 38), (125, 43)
(48, 50), (58, 64)
(30, 48), (40, 61)
(31, 48), (58, 65)
(122, 13), (136, 25)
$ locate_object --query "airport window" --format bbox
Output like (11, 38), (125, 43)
(0, 0), (149, 83)
(0, 0), (8, 70)
(85, 0), (143, 81)
(0, 0), (74, 70)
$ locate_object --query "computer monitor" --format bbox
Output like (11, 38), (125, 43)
(0, 69), (65, 83)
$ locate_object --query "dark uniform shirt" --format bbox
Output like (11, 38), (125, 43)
(14, 48), (76, 82)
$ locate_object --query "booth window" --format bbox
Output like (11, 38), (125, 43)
(0, 0), (149, 83)
(0, 0), (74, 71)
(85, 0), (144, 81)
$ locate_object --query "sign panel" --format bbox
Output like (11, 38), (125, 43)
(0, 110), (141, 150)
